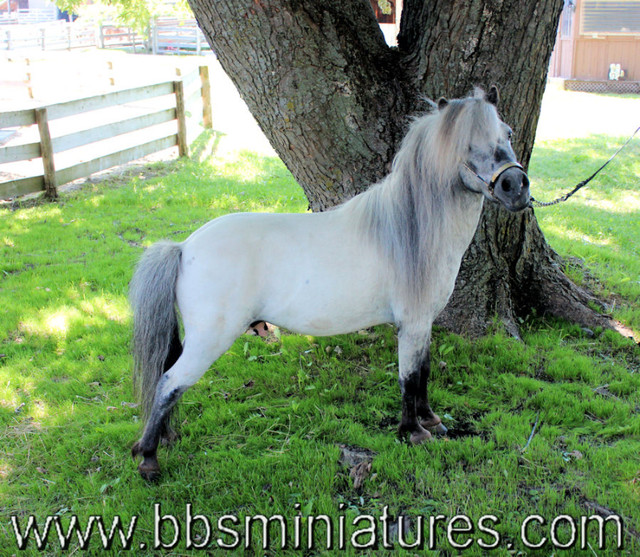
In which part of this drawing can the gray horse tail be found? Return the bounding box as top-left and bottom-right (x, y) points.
(130, 241), (183, 419)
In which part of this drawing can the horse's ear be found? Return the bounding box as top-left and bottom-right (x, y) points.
(486, 86), (499, 107)
(437, 97), (449, 110)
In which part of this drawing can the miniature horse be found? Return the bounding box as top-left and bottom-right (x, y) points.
(130, 87), (530, 480)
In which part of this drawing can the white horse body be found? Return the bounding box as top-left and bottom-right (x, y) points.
(177, 184), (483, 342)
(179, 210), (392, 339)
(130, 87), (531, 480)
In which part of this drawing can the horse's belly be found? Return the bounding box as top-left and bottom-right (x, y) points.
(266, 299), (393, 336)
(258, 252), (393, 335)
(268, 289), (393, 336)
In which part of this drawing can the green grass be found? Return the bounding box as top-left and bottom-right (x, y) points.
(530, 134), (640, 329)
(1, 138), (639, 555)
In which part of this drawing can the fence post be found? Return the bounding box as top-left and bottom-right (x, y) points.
(174, 80), (189, 157)
(25, 71), (34, 99)
(40, 27), (45, 51)
(35, 107), (58, 199)
(151, 17), (157, 55)
(25, 58), (34, 99)
(199, 65), (212, 129)
(107, 60), (115, 86)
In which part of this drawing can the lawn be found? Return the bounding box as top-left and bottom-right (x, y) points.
(1, 130), (639, 555)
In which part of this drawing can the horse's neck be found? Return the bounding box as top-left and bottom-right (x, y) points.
(440, 188), (485, 258)
(413, 181), (485, 303)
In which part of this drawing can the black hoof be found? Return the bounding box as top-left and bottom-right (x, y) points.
(410, 426), (432, 445)
(421, 420), (448, 436)
(138, 462), (162, 483)
(132, 442), (161, 482)
(430, 422), (448, 436)
(398, 424), (432, 445)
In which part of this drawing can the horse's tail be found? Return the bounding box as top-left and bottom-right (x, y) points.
(130, 240), (183, 419)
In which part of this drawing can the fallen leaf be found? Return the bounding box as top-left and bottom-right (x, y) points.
(338, 445), (376, 468)
(350, 461), (372, 490)
(568, 450), (584, 460)
(593, 384), (619, 400)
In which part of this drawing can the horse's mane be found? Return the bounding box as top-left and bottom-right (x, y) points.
(343, 88), (501, 304)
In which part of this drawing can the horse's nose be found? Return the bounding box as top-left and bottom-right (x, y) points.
(494, 167), (530, 211)
(496, 169), (528, 193)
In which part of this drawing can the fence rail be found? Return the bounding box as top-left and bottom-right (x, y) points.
(98, 24), (146, 52)
(151, 17), (211, 55)
(0, 18), (212, 54)
(0, 8), (57, 25)
(0, 65), (212, 200)
(0, 21), (96, 51)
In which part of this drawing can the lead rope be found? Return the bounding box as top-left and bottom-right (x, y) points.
(530, 125), (640, 208)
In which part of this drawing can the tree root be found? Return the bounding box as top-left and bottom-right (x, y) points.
(436, 204), (633, 340)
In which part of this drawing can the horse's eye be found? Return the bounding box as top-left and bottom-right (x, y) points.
(507, 130), (514, 141)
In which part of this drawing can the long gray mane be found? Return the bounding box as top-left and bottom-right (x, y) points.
(344, 88), (501, 304)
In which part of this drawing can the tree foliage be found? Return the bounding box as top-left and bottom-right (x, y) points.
(56, 0), (193, 33)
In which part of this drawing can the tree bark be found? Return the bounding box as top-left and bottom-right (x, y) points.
(397, 0), (615, 336)
(188, 0), (617, 337)
(189, 0), (411, 209)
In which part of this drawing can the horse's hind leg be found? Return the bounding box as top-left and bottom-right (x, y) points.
(416, 347), (447, 436)
(132, 332), (237, 482)
(132, 369), (185, 482)
(158, 324), (183, 446)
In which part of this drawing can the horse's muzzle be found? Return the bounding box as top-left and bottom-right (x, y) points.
(492, 166), (530, 212)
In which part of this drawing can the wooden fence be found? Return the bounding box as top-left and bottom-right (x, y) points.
(0, 8), (57, 25)
(98, 24), (146, 52)
(0, 65), (212, 200)
(151, 17), (211, 55)
(0, 21), (96, 51)
(0, 17), (212, 55)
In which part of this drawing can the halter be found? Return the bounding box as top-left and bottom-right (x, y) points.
(463, 161), (525, 197)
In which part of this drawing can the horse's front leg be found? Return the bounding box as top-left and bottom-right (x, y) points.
(416, 347), (448, 436)
(397, 329), (431, 445)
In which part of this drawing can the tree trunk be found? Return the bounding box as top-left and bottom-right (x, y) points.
(397, 0), (615, 336)
(189, 0), (410, 209)
(188, 0), (617, 336)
